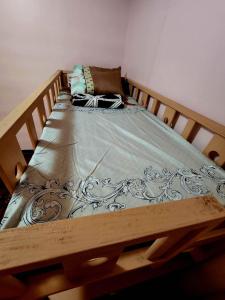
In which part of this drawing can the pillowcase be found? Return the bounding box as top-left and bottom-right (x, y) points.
(70, 64), (86, 95)
(83, 66), (124, 96)
(71, 94), (124, 109)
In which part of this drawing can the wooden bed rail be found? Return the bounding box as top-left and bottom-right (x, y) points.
(128, 79), (225, 169)
(0, 70), (62, 193)
(0, 196), (225, 299)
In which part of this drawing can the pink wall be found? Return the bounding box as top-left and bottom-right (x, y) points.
(123, 0), (225, 126)
(0, 0), (129, 120)
(1, 0), (224, 149)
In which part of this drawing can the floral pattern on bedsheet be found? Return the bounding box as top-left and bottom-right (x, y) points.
(1, 165), (224, 227)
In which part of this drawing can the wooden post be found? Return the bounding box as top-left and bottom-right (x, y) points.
(26, 115), (38, 149)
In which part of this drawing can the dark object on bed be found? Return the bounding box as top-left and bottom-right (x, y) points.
(71, 93), (124, 109)
(89, 66), (124, 96)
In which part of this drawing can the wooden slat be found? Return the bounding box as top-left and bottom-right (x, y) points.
(133, 88), (140, 101)
(0, 70), (61, 141)
(127, 78), (225, 138)
(15, 247), (190, 300)
(26, 115), (38, 149)
(37, 98), (47, 128)
(194, 227), (225, 246)
(51, 84), (57, 103)
(45, 92), (52, 114)
(48, 89), (54, 108)
(145, 222), (218, 265)
(129, 84), (134, 97)
(181, 119), (201, 142)
(163, 106), (179, 128)
(56, 80), (60, 95)
(0, 196), (224, 275)
(58, 74), (62, 90)
(150, 98), (160, 115)
(0, 135), (27, 193)
(140, 93), (150, 108)
(203, 134), (225, 167)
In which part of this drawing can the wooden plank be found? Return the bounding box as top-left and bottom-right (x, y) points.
(133, 88), (140, 101)
(56, 79), (60, 95)
(150, 98), (160, 115)
(0, 135), (27, 193)
(203, 134), (225, 167)
(163, 107), (179, 128)
(127, 78), (225, 138)
(48, 89), (54, 108)
(45, 92), (52, 114)
(26, 115), (38, 149)
(181, 119), (201, 142)
(51, 84), (57, 103)
(0, 70), (61, 141)
(18, 247), (191, 300)
(37, 98), (47, 128)
(145, 222), (219, 266)
(0, 196), (224, 275)
(129, 84), (134, 97)
(140, 93), (150, 108)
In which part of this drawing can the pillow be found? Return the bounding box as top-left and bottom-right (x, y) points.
(83, 66), (124, 96)
(71, 94), (124, 109)
(70, 64), (86, 95)
(91, 66), (124, 96)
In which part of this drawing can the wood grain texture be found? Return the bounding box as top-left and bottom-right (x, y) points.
(181, 119), (201, 142)
(150, 98), (160, 115)
(0, 135), (27, 193)
(203, 134), (225, 167)
(0, 196), (224, 275)
(0, 70), (61, 140)
(26, 115), (38, 149)
(163, 106), (179, 128)
(0, 71), (61, 193)
(128, 78), (225, 138)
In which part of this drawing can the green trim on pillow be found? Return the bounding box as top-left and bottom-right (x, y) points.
(70, 65), (86, 95)
(84, 66), (94, 95)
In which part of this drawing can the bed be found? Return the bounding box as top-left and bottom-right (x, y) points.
(0, 70), (225, 299)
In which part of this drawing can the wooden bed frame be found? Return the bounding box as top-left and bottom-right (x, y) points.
(0, 70), (225, 299)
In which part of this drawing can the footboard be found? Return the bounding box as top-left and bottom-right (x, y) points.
(0, 196), (225, 299)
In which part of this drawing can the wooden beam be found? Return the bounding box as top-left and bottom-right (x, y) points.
(0, 196), (224, 276)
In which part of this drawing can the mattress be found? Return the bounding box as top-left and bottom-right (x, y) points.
(1, 99), (225, 229)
